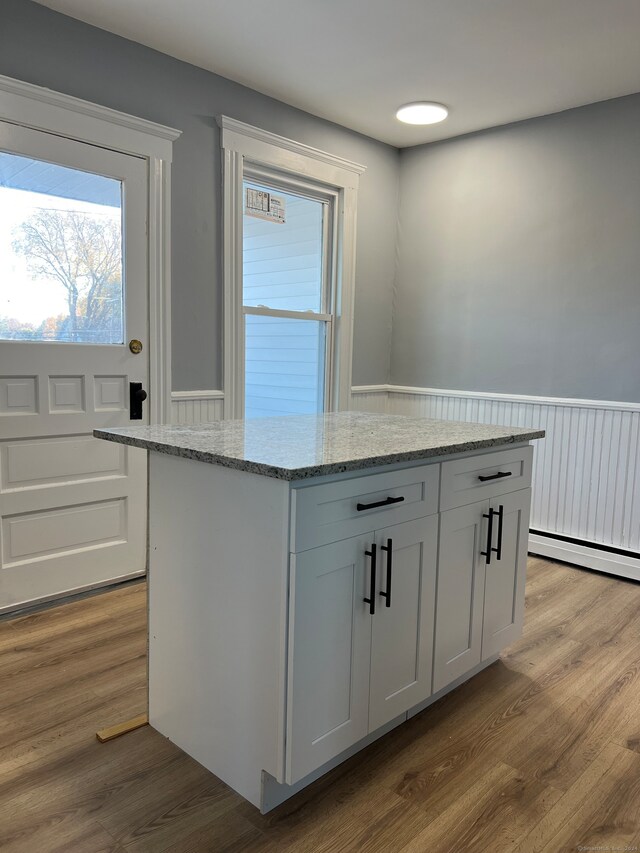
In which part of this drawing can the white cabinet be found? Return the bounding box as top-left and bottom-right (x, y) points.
(369, 516), (437, 731)
(482, 488), (531, 659)
(146, 440), (537, 812)
(433, 499), (487, 690)
(287, 514), (438, 784)
(433, 488), (531, 692)
(286, 534), (372, 784)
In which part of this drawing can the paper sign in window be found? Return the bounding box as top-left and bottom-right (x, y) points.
(245, 187), (286, 224)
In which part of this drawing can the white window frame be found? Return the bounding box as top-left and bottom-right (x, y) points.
(0, 74), (181, 424)
(219, 116), (365, 419)
(243, 166), (337, 413)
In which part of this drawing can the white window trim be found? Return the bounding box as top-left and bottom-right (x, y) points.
(0, 73), (181, 424)
(218, 115), (365, 420)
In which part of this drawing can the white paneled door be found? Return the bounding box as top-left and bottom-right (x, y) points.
(0, 121), (148, 612)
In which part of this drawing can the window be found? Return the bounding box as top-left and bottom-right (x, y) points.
(242, 175), (334, 418)
(220, 117), (365, 420)
(0, 151), (124, 344)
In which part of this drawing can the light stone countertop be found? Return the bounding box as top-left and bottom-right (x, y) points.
(94, 411), (545, 481)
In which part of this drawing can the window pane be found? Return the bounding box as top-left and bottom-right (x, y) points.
(0, 151), (124, 344)
(243, 181), (324, 313)
(244, 314), (326, 418)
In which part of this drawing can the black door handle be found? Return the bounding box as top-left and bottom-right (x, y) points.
(363, 544), (377, 615)
(481, 508), (494, 565)
(478, 470), (512, 482)
(129, 382), (148, 420)
(379, 538), (392, 608)
(356, 495), (405, 512)
(495, 505), (504, 560)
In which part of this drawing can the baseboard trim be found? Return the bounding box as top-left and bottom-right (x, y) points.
(529, 532), (640, 582)
(0, 571), (146, 618)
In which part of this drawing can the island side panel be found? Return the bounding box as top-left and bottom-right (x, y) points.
(147, 452), (291, 808)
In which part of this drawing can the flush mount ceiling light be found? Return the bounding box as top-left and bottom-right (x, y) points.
(396, 102), (449, 125)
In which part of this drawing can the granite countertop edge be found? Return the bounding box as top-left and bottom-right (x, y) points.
(93, 427), (545, 481)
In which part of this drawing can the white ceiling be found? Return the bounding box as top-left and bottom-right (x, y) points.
(35, 0), (640, 148)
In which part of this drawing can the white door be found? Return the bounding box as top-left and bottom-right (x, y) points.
(433, 500), (489, 692)
(0, 121), (148, 612)
(369, 515), (438, 731)
(286, 534), (372, 785)
(482, 489), (531, 658)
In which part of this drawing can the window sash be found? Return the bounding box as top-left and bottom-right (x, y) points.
(241, 170), (336, 413)
(243, 305), (332, 323)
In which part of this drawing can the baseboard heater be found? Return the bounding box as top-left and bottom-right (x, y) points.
(528, 529), (640, 583)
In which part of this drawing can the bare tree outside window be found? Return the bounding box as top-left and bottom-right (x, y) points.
(0, 152), (124, 345)
(8, 208), (123, 343)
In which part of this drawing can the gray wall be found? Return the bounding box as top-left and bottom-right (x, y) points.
(391, 95), (640, 403)
(0, 0), (399, 391)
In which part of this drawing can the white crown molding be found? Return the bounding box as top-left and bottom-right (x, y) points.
(0, 74), (181, 161)
(171, 390), (225, 400)
(218, 115), (366, 179)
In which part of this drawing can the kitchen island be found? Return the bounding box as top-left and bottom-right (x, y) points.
(95, 412), (544, 812)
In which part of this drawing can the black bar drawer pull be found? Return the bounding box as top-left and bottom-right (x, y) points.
(380, 538), (392, 608)
(363, 544), (377, 615)
(356, 495), (405, 512)
(478, 470), (512, 482)
(495, 504), (504, 560)
(481, 508), (494, 564)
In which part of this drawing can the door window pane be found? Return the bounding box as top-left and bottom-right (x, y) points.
(243, 181), (324, 313)
(244, 314), (326, 419)
(0, 151), (124, 344)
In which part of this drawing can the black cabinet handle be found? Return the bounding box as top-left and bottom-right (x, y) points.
(478, 471), (512, 482)
(379, 538), (392, 608)
(481, 508), (494, 564)
(356, 495), (405, 512)
(363, 544), (377, 615)
(495, 504), (504, 560)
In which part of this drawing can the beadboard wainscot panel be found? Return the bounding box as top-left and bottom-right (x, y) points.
(352, 385), (640, 580)
(350, 385), (390, 414)
(171, 391), (225, 424)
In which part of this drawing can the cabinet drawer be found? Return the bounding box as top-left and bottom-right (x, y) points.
(440, 445), (533, 511)
(291, 464), (439, 552)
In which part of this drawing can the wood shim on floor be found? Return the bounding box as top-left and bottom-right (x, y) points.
(96, 713), (148, 743)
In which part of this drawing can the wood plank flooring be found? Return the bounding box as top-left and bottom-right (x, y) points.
(1, 557), (640, 852)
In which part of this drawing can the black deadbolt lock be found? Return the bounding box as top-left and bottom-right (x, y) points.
(129, 382), (148, 420)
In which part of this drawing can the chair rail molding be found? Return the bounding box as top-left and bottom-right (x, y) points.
(351, 384), (640, 579)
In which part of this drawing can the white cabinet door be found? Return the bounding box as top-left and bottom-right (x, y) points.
(482, 488), (531, 659)
(433, 500), (488, 692)
(286, 534), (373, 785)
(369, 515), (438, 731)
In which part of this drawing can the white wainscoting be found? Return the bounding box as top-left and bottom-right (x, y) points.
(171, 390), (225, 424)
(170, 385), (640, 578)
(349, 386), (389, 414)
(352, 385), (640, 580)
